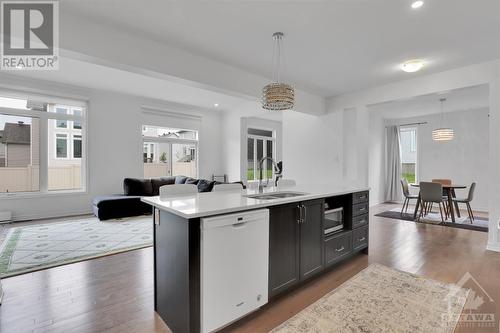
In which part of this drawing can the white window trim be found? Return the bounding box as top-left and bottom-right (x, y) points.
(142, 125), (199, 178)
(0, 99), (88, 197)
(247, 132), (276, 182)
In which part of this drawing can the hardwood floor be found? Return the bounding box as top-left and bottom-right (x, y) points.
(1, 204), (499, 333)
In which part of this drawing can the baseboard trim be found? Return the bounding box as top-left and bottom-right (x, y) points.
(6, 209), (93, 223)
(486, 242), (500, 253)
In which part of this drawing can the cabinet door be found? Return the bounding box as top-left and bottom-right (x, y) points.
(300, 200), (324, 280)
(269, 203), (300, 298)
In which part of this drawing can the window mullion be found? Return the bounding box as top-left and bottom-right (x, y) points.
(39, 115), (49, 192)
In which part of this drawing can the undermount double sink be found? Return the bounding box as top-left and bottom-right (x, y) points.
(245, 191), (308, 200)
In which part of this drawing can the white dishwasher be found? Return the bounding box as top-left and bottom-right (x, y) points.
(200, 209), (269, 333)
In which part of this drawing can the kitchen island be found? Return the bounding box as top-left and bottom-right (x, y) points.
(142, 185), (370, 333)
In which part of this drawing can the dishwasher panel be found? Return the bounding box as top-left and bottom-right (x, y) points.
(200, 209), (269, 333)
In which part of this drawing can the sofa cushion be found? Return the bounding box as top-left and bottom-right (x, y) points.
(151, 176), (176, 195)
(175, 176), (188, 184)
(92, 195), (151, 220)
(185, 177), (199, 185)
(197, 179), (215, 192)
(123, 178), (153, 196)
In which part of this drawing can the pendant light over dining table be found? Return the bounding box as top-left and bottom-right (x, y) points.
(432, 98), (454, 142)
(261, 32), (295, 111)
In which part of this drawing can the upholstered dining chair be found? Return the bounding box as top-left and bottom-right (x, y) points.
(419, 182), (447, 223)
(452, 182), (476, 223)
(212, 183), (244, 192)
(400, 178), (419, 214)
(431, 178), (452, 216)
(159, 184), (198, 199)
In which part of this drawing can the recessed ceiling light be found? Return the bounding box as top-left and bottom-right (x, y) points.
(401, 59), (425, 73)
(213, 103), (219, 107)
(411, 1), (424, 9)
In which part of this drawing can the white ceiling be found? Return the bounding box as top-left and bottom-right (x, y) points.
(368, 84), (489, 119)
(60, 0), (500, 97)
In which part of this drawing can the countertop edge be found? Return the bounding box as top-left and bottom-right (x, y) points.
(141, 187), (370, 219)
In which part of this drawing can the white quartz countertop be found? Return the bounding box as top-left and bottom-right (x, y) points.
(141, 184), (369, 219)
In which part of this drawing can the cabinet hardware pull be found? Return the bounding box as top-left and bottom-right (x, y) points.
(297, 205), (302, 224)
(358, 237), (366, 241)
(302, 204), (307, 223)
(359, 207), (366, 211)
(335, 246), (345, 252)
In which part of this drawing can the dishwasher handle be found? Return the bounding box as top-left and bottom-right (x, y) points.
(232, 222), (247, 229)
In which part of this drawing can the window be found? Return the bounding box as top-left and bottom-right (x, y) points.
(73, 109), (82, 129)
(0, 93), (86, 194)
(56, 108), (67, 128)
(73, 135), (82, 158)
(56, 134), (68, 158)
(142, 125), (198, 178)
(247, 127), (275, 181)
(400, 126), (418, 183)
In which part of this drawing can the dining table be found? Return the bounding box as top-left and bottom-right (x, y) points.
(411, 183), (467, 223)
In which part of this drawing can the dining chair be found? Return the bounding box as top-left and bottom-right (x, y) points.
(212, 183), (244, 192)
(400, 179), (419, 214)
(277, 179), (296, 188)
(452, 182), (476, 223)
(419, 182), (447, 223)
(159, 184), (198, 199)
(431, 178), (452, 216)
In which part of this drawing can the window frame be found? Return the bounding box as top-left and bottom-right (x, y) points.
(0, 93), (87, 197)
(246, 127), (276, 182)
(55, 133), (69, 159)
(142, 125), (199, 178)
(399, 125), (418, 184)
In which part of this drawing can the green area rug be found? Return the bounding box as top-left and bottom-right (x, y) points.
(0, 216), (153, 278)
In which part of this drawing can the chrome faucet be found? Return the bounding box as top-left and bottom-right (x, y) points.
(258, 157), (282, 190)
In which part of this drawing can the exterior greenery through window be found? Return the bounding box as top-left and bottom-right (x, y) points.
(247, 128), (275, 181)
(400, 126), (417, 184)
(0, 94), (86, 194)
(142, 125), (198, 179)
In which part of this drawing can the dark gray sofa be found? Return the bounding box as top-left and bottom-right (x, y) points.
(92, 176), (239, 220)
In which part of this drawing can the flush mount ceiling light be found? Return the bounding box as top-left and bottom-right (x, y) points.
(401, 59), (425, 73)
(213, 103), (219, 107)
(411, 1), (424, 9)
(261, 32), (295, 111)
(432, 98), (454, 142)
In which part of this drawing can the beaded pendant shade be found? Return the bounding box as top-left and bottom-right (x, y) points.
(432, 98), (454, 142)
(262, 32), (295, 111)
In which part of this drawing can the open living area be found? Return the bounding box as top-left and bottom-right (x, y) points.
(0, 1), (500, 332)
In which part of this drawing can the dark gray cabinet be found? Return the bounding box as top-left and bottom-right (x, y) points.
(269, 199), (324, 298)
(299, 200), (324, 279)
(268, 203), (301, 297)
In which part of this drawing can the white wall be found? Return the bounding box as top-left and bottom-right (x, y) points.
(368, 112), (386, 206)
(282, 110), (343, 186)
(0, 75), (224, 221)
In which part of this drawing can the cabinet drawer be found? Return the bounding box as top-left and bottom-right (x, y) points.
(324, 232), (352, 266)
(352, 202), (369, 217)
(353, 191), (369, 204)
(352, 225), (369, 250)
(352, 214), (369, 229)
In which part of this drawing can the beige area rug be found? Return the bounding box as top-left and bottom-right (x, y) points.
(0, 216), (152, 278)
(271, 264), (469, 333)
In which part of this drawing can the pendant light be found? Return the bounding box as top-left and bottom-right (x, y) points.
(432, 98), (454, 141)
(261, 32), (295, 111)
